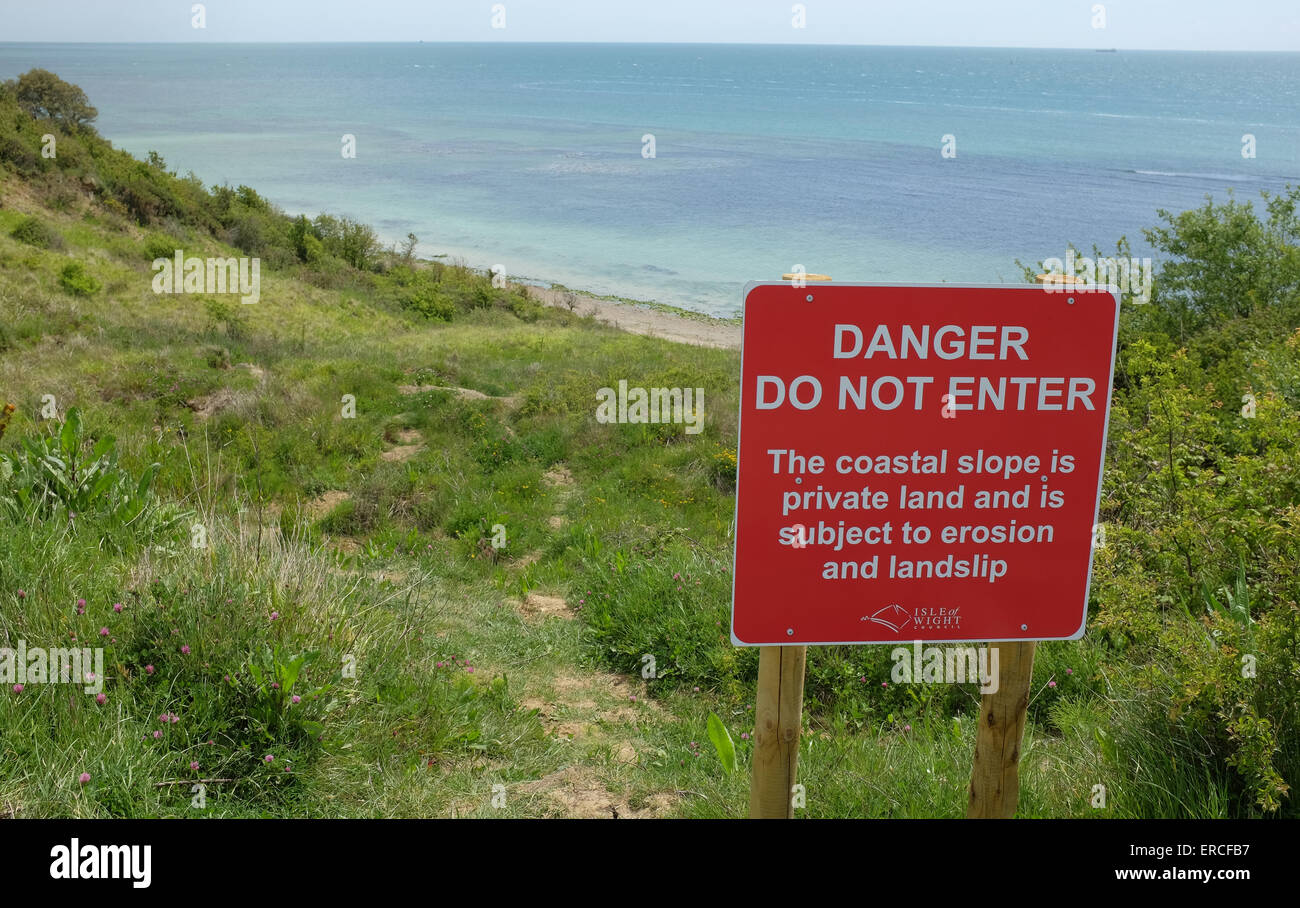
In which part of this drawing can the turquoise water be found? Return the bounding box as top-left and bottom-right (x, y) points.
(2, 43), (1297, 315)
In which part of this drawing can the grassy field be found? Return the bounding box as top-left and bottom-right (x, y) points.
(1, 73), (1298, 818)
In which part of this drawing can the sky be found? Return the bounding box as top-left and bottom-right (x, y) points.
(0, 0), (1298, 51)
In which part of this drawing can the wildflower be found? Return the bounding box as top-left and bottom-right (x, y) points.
(629, 695), (636, 702)
(190, 762), (200, 771)
(271, 682), (280, 689)
(466, 667), (474, 673)
(78, 772), (91, 785)
(180, 645), (190, 654)
(882, 681), (888, 688)
(904, 724), (912, 732)
(145, 665), (155, 675)
(740, 732), (749, 740)
(436, 661), (444, 668)
(860, 676), (866, 682)
(1066, 668), (1073, 675)
(113, 603), (123, 613)
(264, 754), (274, 763)
(153, 730), (162, 739)
(99, 627), (109, 637)
(270, 612), (279, 621)
(692, 686), (699, 692)
(12, 684), (23, 693)
(77, 599), (86, 614)
(1048, 680), (1057, 688)
(170, 714), (179, 723)
(95, 693), (107, 705)
(16, 590), (25, 599)
(291, 695), (301, 704)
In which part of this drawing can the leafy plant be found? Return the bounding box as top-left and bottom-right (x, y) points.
(58, 261), (100, 296)
(10, 214), (62, 249)
(243, 644), (335, 739)
(0, 408), (178, 538)
(706, 712), (737, 774)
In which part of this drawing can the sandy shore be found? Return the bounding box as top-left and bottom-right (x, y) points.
(525, 284), (741, 350)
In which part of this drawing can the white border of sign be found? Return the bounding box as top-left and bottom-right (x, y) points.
(729, 281), (1122, 647)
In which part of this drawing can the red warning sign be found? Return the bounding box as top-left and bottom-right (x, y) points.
(730, 283), (1120, 645)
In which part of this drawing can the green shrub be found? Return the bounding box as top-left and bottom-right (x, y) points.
(58, 261), (100, 295)
(401, 282), (457, 321)
(10, 214), (62, 248)
(143, 233), (178, 261)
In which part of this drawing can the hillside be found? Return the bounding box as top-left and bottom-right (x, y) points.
(1, 71), (1298, 818)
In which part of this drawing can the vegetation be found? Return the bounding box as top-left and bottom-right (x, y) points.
(1, 72), (1297, 817)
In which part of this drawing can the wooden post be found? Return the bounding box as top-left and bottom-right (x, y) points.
(967, 641), (1036, 818)
(748, 645), (807, 818)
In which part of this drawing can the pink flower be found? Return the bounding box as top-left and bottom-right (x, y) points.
(180, 645), (190, 654)
(99, 627), (109, 637)
(12, 684), (23, 693)
(170, 714), (179, 723)
(692, 686), (699, 692)
(291, 695), (301, 704)
(740, 732), (749, 740)
(264, 754), (274, 763)
(904, 724), (912, 732)
(270, 612), (279, 621)
(78, 772), (91, 785)
(77, 598), (86, 613)
(436, 661), (444, 668)
(145, 665), (154, 675)
(153, 730), (162, 739)
(271, 682), (280, 689)
(1066, 668), (1073, 675)
(882, 681), (888, 687)
(113, 603), (123, 613)
(629, 695), (636, 702)
(16, 590), (25, 599)
(190, 761), (200, 771)
(95, 693), (107, 705)
(466, 667), (474, 673)
(1048, 680), (1057, 688)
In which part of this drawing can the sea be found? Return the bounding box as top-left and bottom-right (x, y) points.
(1, 43), (1297, 316)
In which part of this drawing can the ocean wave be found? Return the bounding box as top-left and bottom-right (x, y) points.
(1130, 169), (1248, 180)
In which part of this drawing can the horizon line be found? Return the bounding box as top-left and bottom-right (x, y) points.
(1, 40), (1297, 53)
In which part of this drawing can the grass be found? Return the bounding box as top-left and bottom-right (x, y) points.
(2, 86), (1299, 817)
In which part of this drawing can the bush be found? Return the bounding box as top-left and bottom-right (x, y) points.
(58, 261), (100, 296)
(10, 214), (62, 249)
(401, 281), (457, 321)
(143, 233), (178, 261)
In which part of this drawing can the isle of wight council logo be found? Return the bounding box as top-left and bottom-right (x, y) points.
(861, 604), (912, 633)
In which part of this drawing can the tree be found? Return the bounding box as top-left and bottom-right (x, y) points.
(7, 69), (98, 131)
